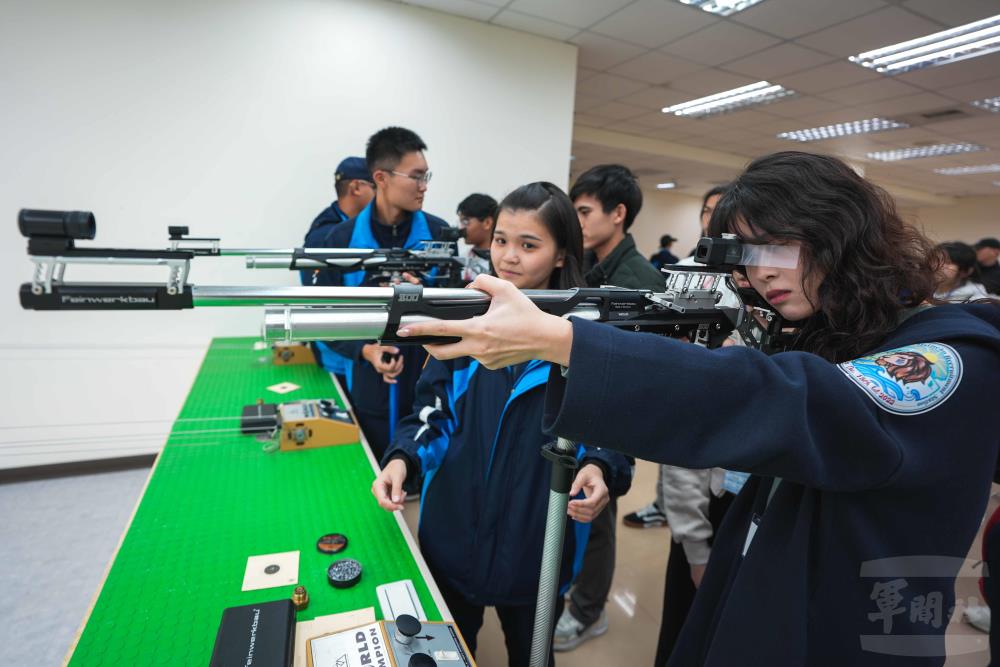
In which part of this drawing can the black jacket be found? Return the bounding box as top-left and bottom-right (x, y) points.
(544, 304), (1000, 666)
(585, 234), (666, 291)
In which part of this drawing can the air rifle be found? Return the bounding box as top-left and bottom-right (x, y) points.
(18, 208), (788, 353)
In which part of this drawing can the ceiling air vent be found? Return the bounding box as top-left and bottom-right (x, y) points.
(920, 108), (967, 121)
(896, 106), (977, 127)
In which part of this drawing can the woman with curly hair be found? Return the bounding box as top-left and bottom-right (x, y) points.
(396, 152), (1000, 666)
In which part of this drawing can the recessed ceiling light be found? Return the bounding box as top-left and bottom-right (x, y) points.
(657, 182), (677, 190)
(867, 143), (987, 162)
(934, 164), (1000, 175)
(662, 81), (796, 118)
(777, 118), (909, 142)
(849, 14), (1000, 74)
(971, 96), (1000, 113)
(674, 0), (766, 17)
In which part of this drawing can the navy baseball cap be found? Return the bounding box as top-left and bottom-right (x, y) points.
(335, 157), (371, 183)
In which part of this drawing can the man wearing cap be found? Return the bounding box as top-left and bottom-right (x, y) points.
(304, 157), (375, 248)
(976, 237), (1000, 295)
(650, 234), (680, 269)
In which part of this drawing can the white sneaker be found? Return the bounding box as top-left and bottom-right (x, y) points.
(552, 609), (608, 652)
(964, 605), (991, 633)
(623, 502), (668, 528)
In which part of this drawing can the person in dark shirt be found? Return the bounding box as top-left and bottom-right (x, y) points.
(315, 127), (450, 459)
(552, 164), (663, 652)
(975, 237), (1000, 295)
(457, 193), (497, 281)
(650, 235), (679, 269)
(303, 156), (374, 249)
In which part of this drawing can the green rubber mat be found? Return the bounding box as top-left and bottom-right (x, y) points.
(68, 338), (439, 666)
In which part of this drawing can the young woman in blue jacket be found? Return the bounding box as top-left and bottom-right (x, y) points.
(396, 152), (1000, 666)
(371, 182), (632, 666)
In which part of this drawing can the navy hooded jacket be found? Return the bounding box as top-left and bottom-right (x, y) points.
(543, 304), (1000, 666)
(385, 356), (633, 607)
(310, 200), (450, 442)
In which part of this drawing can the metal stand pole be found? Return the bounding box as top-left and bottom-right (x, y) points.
(529, 437), (579, 667)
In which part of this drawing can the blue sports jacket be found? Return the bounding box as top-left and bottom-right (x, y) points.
(543, 304), (1000, 666)
(385, 356), (633, 607)
(314, 201), (449, 434)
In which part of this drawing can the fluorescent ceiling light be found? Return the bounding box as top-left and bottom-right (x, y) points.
(674, 0), (766, 17)
(867, 143), (987, 162)
(849, 14), (1000, 74)
(662, 81), (796, 118)
(657, 182), (677, 190)
(777, 118), (909, 142)
(971, 95), (1000, 113)
(934, 164), (1000, 175)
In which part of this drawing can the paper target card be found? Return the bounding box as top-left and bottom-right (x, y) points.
(267, 381), (300, 395)
(242, 550), (299, 591)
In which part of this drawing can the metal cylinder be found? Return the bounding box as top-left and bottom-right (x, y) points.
(245, 256), (317, 269)
(192, 285), (482, 307)
(262, 308), (444, 342)
(529, 437), (578, 667)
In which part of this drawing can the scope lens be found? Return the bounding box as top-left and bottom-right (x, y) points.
(18, 209), (96, 240)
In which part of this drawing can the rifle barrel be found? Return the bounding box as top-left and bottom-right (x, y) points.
(190, 286), (484, 307)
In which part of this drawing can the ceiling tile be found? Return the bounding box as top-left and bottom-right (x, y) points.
(574, 92), (610, 112)
(688, 110), (786, 130)
(607, 51), (705, 85)
(587, 100), (651, 121)
(894, 52), (1000, 91)
(644, 127), (700, 142)
(666, 68), (758, 97)
(761, 95), (839, 118)
(506, 0), (632, 28)
(627, 110), (706, 132)
(938, 77), (1000, 104)
(401, 0), (499, 21)
(660, 22), (781, 67)
(930, 115), (1000, 136)
(818, 78), (924, 105)
(796, 6), (942, 58)
(733, 0), (887, 39)
(863, 126), (958, 147)
(775, 60), (883, 95)
(606, 120), (670, 138)
(490, 10), (581, 40)
(575, 73), (649, 100)
(570, 31), (648, 70)
(901, 0), (1000, 27)
(577, 67), (601, 82)
(848, 92), (961, 117)
(747, 117), (805, 135)
(590, 0), (717, 49)
(720, 42), (834, 79)
(617, 86), (697, 111)
(574, 112), (612, 128)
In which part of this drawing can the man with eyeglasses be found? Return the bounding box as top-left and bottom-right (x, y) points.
(317, 126), (450, 460)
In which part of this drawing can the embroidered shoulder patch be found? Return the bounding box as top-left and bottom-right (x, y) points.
(837, 342), (962, 415)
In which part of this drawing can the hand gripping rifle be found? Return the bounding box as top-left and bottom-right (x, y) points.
(18, 208), (789, 666)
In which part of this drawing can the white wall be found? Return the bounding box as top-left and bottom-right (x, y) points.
(904, 196), (1000, 245)
(0, 0), (577, 469)
(630, 188), (705, 259)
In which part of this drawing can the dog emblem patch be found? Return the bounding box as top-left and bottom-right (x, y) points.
(838, 343), (962, 415)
